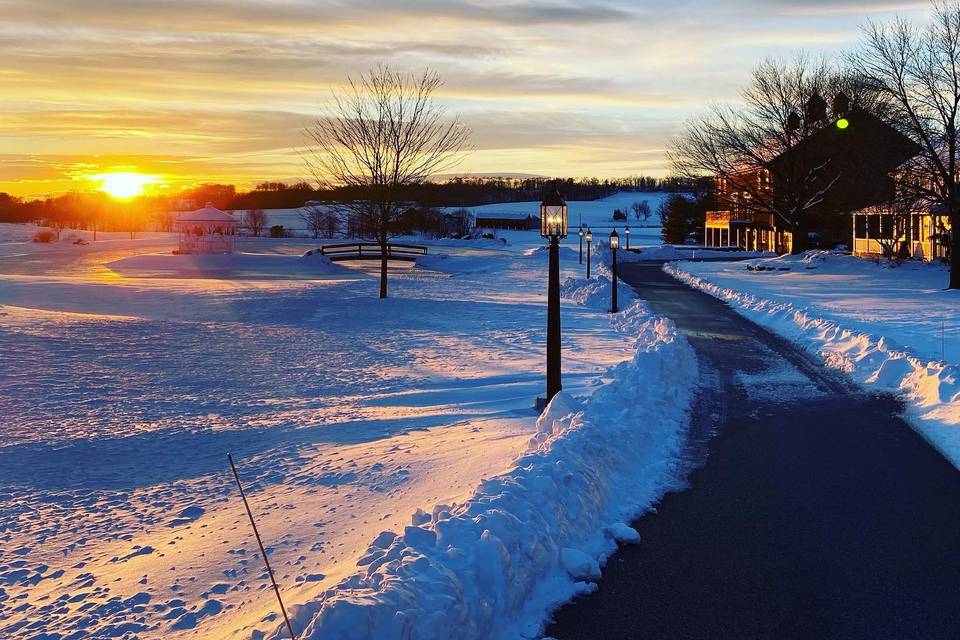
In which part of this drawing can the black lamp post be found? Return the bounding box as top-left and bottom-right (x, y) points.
(540, 187), (568, 405)
(578, 225), (584, 264)
(585, 227), (593, 279)
(609, 229), (619, 313)
(624, 225), (630, 251)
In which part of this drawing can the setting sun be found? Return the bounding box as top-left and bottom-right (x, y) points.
(94, 172), (154, 199)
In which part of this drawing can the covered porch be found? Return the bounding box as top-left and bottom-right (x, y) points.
(851, 206), (951, 261)
(705, 210), (792, 254)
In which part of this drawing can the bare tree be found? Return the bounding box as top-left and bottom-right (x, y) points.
(670, 56), (857, 253)
(299, 204), (336, 239)
(853, 2), (960, 285)
(869, 183), (917, 259)
(632, 200), (652, 222)
(244, 208), (267, 237)
(154, 210), (174, 233)
(304, 65), (471, 298)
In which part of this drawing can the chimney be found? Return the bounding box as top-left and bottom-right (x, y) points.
(832, 91), (851, 117)
(787, 110), (802, 132)
(804, 93), (827, 122)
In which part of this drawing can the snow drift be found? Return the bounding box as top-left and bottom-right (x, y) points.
(560, 274), (636, 312)
(666, 259), (960, 469)
(268, 290), (698, 640)
(415, 253), (505, 275)
(106, 251), (344, 277)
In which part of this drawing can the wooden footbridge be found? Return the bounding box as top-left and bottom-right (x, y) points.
(315, 242), (428, 262)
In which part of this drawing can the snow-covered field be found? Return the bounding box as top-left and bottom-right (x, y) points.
(667, 252), (960, 468)
(465, 191), (671, 233)
(0, 212), (697, 640)
(241, 191), (671, 237)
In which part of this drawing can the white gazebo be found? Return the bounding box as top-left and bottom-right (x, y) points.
(174, 203), (239, 254)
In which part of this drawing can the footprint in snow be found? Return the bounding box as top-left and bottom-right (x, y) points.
(115, 546), (155, 562)
(168, 505), (205, 527)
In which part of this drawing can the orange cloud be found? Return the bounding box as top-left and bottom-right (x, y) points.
(0, 0), (928, 197)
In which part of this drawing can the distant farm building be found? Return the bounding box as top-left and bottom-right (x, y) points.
(475, 212), (539, 231)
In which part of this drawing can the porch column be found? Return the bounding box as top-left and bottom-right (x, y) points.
(865, 213), (870, 255)
(852, 214), (856, 254)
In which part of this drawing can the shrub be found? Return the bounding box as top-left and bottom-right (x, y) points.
(660, 193), (712, 244)
(32, 230), (57, 243)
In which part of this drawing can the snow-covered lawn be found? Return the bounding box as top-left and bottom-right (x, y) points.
(246, 191), (671, 237)
(464, 191), (672, 233)
(667, 252), (960, 468)
(0, 221), (697, 639)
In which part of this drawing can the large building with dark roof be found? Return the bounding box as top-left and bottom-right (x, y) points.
(705, 93), (920, 253)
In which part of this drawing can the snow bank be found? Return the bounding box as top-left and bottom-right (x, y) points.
(269, 289), (698, 640)
(560, 274), (636, 312)
(415, 253), (505, 275)
(666, 260), (960, 468)
(634, 245), (774, 261)
(590, 241), (643, 266)
(298, 251), (335, 267)
(522, 245), (581, 261)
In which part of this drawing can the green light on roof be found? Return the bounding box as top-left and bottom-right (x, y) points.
(836, 118), (850, 130)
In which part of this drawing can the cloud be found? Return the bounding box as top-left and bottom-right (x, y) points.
(0, 0), (930, 196)
(1, 0), (636, 32)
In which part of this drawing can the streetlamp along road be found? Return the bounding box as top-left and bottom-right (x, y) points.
(578, 225), (584, 264)
(540, 186), (568, 407)
(609, 228), (619, 313)
(585, 227), (593, 279)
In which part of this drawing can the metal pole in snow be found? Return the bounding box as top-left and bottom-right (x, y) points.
(546, 235), (563, 402)
(227, 453), (297, 640)
(586, 240), (591, 279)
(611, 243), (618, 313)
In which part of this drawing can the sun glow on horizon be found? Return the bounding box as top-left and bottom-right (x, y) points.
(93, 172), (155, 199)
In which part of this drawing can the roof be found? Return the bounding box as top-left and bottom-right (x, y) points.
(175, 204), (238, 223)
(896, 139), (955, 173)
(541, 187), (566, 207)
(853, 201), (949, 216)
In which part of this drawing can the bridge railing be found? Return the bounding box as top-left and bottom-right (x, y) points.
(319, 242), (428, 261)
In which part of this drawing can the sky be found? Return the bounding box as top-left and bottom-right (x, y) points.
(0, 0), (932, 198)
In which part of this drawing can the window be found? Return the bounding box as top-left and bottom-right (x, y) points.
(855, 215), (866, 237)
(879, 215), (893, 239)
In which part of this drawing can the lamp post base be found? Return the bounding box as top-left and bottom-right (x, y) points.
(535, 396), (549, 413)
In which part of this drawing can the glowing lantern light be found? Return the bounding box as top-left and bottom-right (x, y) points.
(540, 188), (569, 239)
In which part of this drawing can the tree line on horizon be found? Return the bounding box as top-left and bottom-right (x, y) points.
(0, 174), (701, 230)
